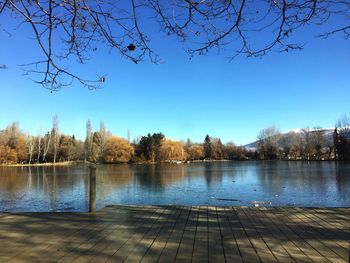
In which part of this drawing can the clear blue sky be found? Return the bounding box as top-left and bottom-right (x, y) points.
(0, 11), (349, 145)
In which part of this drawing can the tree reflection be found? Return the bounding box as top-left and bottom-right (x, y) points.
(0, 162), (349, 211)
(335, 162), (350, 203)
(203, 162), (224, 187)
(97, 164), (135, 199)
(252, 161), (350, 206)
(134, 164), (185, 191)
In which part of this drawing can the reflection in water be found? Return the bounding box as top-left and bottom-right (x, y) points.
(203, 162), (224, 187)
(97, 164), (135, 201)
(0, 165), (88, 212)
(335, 162), (350, 202)
(0, 161), (349, 211)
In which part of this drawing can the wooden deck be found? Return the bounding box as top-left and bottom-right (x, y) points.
(0, 206), (349, 262)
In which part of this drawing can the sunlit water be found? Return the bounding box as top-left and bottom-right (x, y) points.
(0, 161), (349, 212)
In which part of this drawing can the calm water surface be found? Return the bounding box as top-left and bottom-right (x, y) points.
(0, 161), (349, 211)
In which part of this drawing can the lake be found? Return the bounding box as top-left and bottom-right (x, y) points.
(0, 161), (349, 212)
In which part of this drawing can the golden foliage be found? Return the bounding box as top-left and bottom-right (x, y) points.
(0, 145), (17, 164)
(186, 144), (205, 161)
(159, 140), (186, 161)
(16, 136), (28, 162)
(103, 136), (134, 163)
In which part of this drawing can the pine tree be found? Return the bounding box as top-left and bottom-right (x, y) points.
(204, 135), (212, 159)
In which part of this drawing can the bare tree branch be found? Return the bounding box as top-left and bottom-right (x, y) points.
(318, 25), (350, 39)
(0, 0), (348, 91)
(0, 0), (8, 15)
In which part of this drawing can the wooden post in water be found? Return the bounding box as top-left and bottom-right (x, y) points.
(89, 165), (97, 213)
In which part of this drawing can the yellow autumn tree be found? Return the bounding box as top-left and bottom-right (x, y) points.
(159, 139), (186, 161)
(103, 136), (134, 163)
(186, 144), (205, 161)
(0, 145), (17, 164)
(16, 136), (28, 163)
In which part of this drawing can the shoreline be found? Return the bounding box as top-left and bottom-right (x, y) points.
(1, 159), (344, 167)
(1, 161), (81, 167)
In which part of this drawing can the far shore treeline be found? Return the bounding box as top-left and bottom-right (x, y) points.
(0, 115), (349, 165)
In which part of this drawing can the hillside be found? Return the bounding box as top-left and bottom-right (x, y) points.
(244, 128), (335, 151)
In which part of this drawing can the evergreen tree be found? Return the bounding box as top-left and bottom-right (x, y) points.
(138, 133), (165, 162)
(334, 115), (350, 161)
(204, 135), (212, 159)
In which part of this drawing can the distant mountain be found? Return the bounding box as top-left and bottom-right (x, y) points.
(244, 141), (257, 150)
(244, 128), (335, 151)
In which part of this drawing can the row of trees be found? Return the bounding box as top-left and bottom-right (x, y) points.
(0, 117), (252, 164)
(132, 133), (254, 163)
(1, 115), (349, 164)
(84, 128), (253, 164)
(257, 126), (332, 160)
(0, 117), (85, 165)
(256, 115), (350, 161)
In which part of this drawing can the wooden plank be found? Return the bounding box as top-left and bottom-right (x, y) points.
(235, 207), (279, 263)
(274, 207), (339, 263)
(258, 208), (325, 263)
(225, 207), (261, 263)
(174, 206), (198, 262)
(191, 206), (209, 263)
(105, 207), (166, 262)
(0, 206), (348, 263)
(300, 209), (350, 250)
(207, 206), (226, 263)
(286, 208), (348, 262)
(157, 207), (191, 263)
(72, 208), (153, 262)
(246, 207), (297, 263)
(53, 208), (139, 262)
(256, 207), (313, 263)
(215, 206), (243, 263)
(306, 211), (350, 254)
(91, 206), (163, 262)
(312, 208), (350, 227)
(3, 213), (102, 262)
(72, 206), (154, 263)
(310, 208), (350, 230)
(52, 210), (134, 262)
(128, 206), (182, 262)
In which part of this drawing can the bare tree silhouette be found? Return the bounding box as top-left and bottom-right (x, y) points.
(0, 0), (349, 91)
